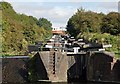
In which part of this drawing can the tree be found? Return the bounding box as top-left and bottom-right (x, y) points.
(2, 2), (52, 55)
(67, 8), (104, 37)
(37, 18), (52, 30)
(101, 12), (120, 35)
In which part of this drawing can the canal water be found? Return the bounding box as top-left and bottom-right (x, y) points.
(27, 81), (120, 84)
(27, 82), (109, 84)
(2, 82), (118, 84)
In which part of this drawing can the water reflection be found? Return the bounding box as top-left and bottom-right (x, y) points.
(27, 82), (106, 84)
(2, 81), (118, 84)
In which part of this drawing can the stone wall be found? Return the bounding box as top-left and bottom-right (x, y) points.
(2, 56), (29, 83)
(87, 51), (120, 83)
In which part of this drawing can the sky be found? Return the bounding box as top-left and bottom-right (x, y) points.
(2, 0), (120, 28)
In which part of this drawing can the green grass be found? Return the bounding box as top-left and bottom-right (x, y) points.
(115, 53), (120, 58)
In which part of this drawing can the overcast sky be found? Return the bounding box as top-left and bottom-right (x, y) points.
(3, 0), (120, 28)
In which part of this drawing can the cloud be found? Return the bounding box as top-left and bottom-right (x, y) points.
(96, 2), (118, 13)
(34, 6), (77, 27)
(99, 2), (118, 10)
(8, 2), (77, 28)
(69, 0), (120, 2)
(3, 1), (119, 28)
(4, 0), (120, 2)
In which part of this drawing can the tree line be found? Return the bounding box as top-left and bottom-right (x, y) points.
(67, 8), (120, 58)
(67, 8), (120, 37)
(1, 2), (52, 55)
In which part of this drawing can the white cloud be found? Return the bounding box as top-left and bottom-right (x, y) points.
(4, 0), (120, 2)
(48, 7), (76, 19)
(96, 2), (118, 14)
(99, 2), (118, 10)
(34, 6), (77, 27)
(69, 0), (120, 2)
(3, 1), (119, 28)
(8, 2), (77, 28)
